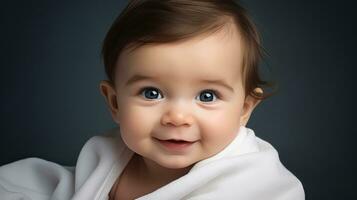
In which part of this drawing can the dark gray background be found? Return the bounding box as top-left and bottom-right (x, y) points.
(1, 0), (356, 199)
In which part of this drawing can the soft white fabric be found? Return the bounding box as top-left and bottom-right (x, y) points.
(0, 126), (305, 200)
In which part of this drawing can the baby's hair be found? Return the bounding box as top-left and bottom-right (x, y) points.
(101, 0), (277, 100)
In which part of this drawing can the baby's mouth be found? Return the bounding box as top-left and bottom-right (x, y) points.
(165, 139), (191, 144)
(157, 138), (196, 143)
(155, 138), (196, 151)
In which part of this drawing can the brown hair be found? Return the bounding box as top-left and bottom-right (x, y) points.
(101, 0), (278, 100)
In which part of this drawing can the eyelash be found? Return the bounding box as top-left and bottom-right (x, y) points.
(137, 86), (222, 102)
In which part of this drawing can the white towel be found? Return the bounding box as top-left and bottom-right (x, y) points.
(0, 126), (305, 200)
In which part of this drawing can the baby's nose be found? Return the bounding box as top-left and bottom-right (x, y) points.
(161, 101), (195, 127)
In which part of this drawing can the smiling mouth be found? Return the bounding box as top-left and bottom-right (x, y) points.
(155, 138), (196, 151)
(156, 138), (196, 143)
(166, 139), (192, 144)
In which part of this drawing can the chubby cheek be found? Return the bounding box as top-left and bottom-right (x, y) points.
(200, 106), (242, 157)
(117, 102), (157, 152)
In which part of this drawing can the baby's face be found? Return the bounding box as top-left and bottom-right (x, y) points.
(103, 25), (259, 169)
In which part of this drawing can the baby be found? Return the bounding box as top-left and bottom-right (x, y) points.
(99, 0), (305, 199)
(0, 0), (305, 200)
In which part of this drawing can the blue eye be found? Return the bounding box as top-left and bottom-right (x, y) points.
(139, 87), (163, 100)
(196, 89), (219, 102)
(138, 87), (221, 102)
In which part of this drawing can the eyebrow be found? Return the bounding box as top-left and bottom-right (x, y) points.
(125, 74), (234, 92)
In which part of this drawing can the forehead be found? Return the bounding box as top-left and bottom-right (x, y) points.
(116, 24), (244, 86)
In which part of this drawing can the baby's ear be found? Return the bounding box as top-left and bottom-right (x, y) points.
(99, 80), (120, 124)
(240, 88), (263, 126)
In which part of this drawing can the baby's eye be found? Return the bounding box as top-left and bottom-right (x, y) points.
(139, 87), (163, 100)
(138, 87), (221, 103)
(195, 89), (220, 103)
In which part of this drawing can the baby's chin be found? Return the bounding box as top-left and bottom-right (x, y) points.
(147, 153), (198, 170)
(158, 159), (196, 170)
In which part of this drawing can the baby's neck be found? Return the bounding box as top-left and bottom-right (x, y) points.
(109, 153), (194, 200)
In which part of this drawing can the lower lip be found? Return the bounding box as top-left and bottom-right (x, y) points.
(156, 139), (195, 152)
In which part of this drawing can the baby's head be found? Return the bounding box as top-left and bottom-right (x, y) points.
(99, 0), (275, 170)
